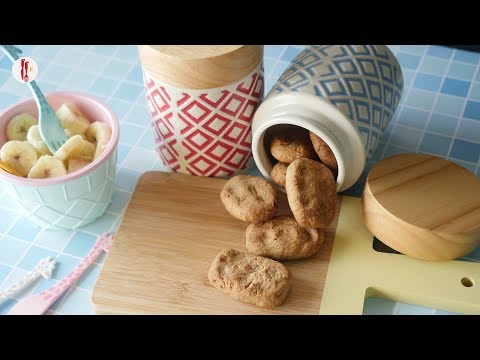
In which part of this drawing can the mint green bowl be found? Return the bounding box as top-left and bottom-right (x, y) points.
(0, 92), (119, 231)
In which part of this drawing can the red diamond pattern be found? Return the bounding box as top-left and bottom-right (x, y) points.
(154, 116), (174, 139)
(240, 152), (253, 169)
(223, 122), (248, 143)
(252, 74), (264, 98)
(143, 65), (264, 177)
(237, 73), (257, 94)
(200, 90), (229, 107)
(185, 129), (214, 151)
(205, 141), (234, 162)
(178, 113), (194, 135)
(203, 114), (232, 136)
(162, 112), (174, 130)
(188, 156), (216, 175)
(182, 100), (212, 124)
(239, 99), (258, 122)
(181, 140), (197, 161)
(144, 73), (155, 90)
(225, 148), (250, 168)
(211, 166), (235, 177)
(167, 138), (179, 156)
(220, 93), (246, 117)
(160, 86), (171, 102)
(177, 93), (191, 107)
(146, 94), (159, 118)
(151, 88), (170, 113)
(240, 127), (252, 148)
(159, 143), (177, 165)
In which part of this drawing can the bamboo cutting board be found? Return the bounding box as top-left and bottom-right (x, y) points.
(93, 171), (480, 314)
(92, 171), (342, 314)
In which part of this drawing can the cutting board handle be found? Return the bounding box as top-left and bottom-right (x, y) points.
(320, 197), (480, 315)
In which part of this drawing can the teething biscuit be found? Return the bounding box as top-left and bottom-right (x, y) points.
(269, 125), (316, 163)
(309, 131), (338, 178)
(270, 162), (288, 187)
(246, 215), (324, 260)
(285, 158), (336, 228)
(220, 175), (278, 223)
(208, 248), (291, 308)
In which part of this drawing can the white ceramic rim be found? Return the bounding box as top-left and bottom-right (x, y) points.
(0, 91), (120, 187)
(252, 92), (366, 192)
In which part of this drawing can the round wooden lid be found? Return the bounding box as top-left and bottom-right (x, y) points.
(362, 153), (480, 261)
(148, 45), (244, 59)
(138, 45), (263, 89)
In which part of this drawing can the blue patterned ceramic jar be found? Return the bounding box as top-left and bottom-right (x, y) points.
(252, 45), (403, 192)
(0, 92), (119, 230)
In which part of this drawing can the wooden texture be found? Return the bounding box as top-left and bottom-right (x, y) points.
(92, 172), (342, 314)
(362, 153), (480, 261)
(320, 196), (480, 315)
(138, 45), (263, 89)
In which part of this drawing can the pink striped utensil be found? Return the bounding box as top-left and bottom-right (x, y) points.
(8, 233), (114, 315)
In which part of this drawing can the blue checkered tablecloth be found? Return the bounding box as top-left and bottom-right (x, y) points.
(0, 45), (478, 315)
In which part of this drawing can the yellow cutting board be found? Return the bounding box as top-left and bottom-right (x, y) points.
(92, 171), (480, 314)
(320, 196), (480, 314)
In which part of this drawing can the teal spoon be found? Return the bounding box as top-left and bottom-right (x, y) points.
(0, 45), (68, 154)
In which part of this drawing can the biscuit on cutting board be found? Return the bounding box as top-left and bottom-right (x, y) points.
(208, 249), (291, 308)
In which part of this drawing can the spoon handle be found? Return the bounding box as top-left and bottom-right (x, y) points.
(28, 80), (55, 115)
(0, 45), (22, 61)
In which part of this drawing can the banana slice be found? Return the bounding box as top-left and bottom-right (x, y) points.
(0, 140), (38, 177)
(67, 156), (92, 174)
(6, 113), (38, 141)
(69, 154), (93, 163)
(85, 121), (112, 159)
(56, 103), (91, 136)
(77, 140), (95, 158)
(26, 125), (52, 155)
(64, 128), (87, 140)
(28, 155), (67, 179)
(54, 135), (95, 161)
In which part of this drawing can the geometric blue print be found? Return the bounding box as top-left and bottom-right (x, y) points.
(371, 45), (391, 60)
(319, 79), (347, 96)
(330, 99), (354, 119)
(334, 59), (358, 74)
(358, 58), (379, 78)
(379, 61), (394, 84)
(366, 79), (383, 103)
(345, 78), (368, 97)
(284, 71), (309, 88)
(347, 45), (370, 56)
(269, 45), (404, 158)
(383, 85), (394, 109)
(355, 101), (371, 124)
(372, 104), (383, 127)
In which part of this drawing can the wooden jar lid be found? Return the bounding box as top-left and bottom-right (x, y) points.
(361, 153), (480, 261)
(138, 45), (263, 89)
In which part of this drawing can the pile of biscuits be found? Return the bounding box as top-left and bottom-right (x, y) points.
(208, 125), (337, 309)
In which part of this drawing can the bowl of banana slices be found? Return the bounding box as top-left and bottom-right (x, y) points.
(0, 92), (119, 230)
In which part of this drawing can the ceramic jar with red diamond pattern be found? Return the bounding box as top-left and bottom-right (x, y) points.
(139, 45), (264, 177)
